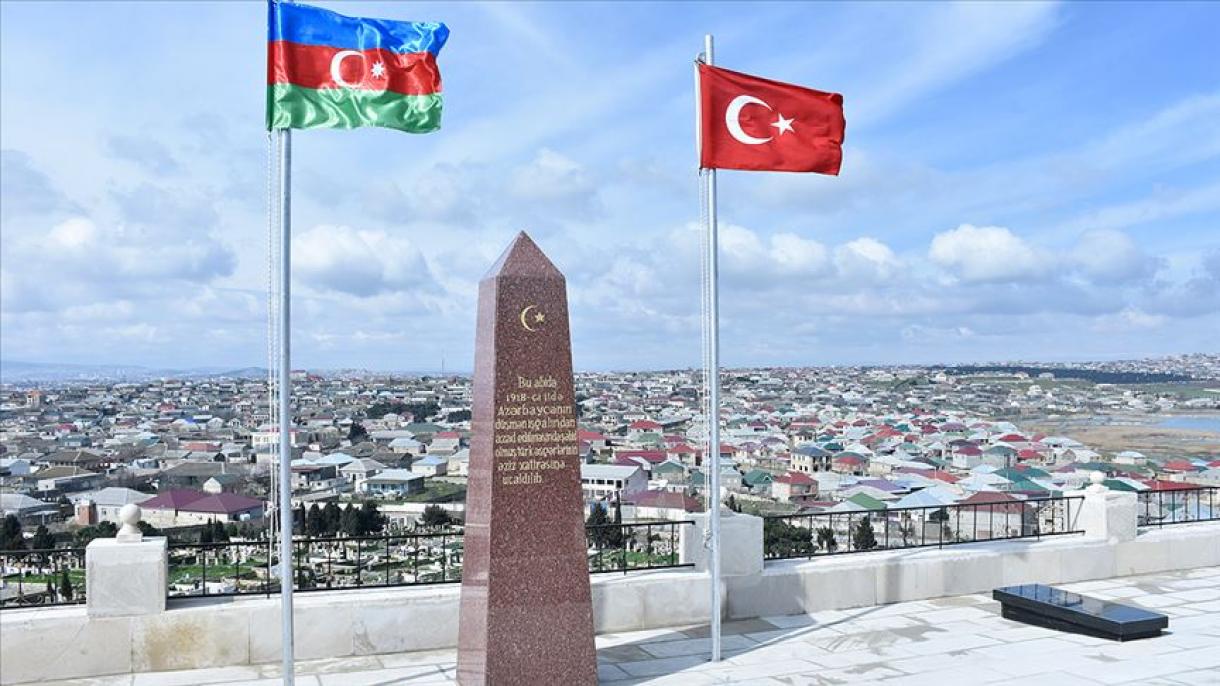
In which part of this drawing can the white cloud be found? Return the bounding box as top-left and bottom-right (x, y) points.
(508, 149), (596, 207)
(929, 224), (1047, 283)
(48, 217), (96, 249)
(853, 2), (1060, 127)
(1092, 307), (1167, 332)
(293, 225), (436, 298)
(772, 233), (830, 275)
(2, 216), (236, 313)
(713, 224), (832, 281)
(1070, 229), (1160, 283)
(834, 237), (899, 282)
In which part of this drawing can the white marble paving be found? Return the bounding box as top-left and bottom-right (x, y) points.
(25, 566), (1220, 686)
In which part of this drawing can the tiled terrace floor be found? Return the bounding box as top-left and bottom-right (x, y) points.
(34, 566), (1220, 686)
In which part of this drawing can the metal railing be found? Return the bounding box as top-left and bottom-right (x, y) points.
(1137, 487), (1218, 528)
(164, 520), (694, 601)
(587, 520), (692, 574)
(167, 530), (463, 600)
(0, 547), (87, 609)
(762, 496), (1084, 561)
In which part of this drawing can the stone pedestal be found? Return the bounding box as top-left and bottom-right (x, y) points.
(682, 511), (763, 577)
(1071, 488), (1137, 545)
(86, 537), (168, 618)
(456, 233), (596, 685)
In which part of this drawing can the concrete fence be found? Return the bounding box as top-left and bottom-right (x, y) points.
(2, 486), (1218, 684)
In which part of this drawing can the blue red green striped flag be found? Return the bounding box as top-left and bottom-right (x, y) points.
(266, 1), (449, 133)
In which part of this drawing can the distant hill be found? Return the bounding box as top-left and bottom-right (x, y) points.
(939, 365), (1194, 384)
(0, 360), (268, 385)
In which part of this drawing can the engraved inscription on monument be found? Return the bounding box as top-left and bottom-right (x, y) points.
(456, 232), (596, 686)
(494, 374), (577, 486)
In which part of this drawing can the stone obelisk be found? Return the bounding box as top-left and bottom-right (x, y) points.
(456, 232), (597, 685)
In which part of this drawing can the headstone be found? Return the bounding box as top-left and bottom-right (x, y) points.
(457, 232), (597, 685)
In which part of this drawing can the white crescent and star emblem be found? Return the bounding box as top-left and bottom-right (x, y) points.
(329, 50), (387, 89)
(519, 305), (545, 332)
(725, 94), (796, 145)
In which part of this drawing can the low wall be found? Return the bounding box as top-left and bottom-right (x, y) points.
(0, 569), (718, 685)
(726, 523), (1220, 619)
(3, 519), (1218, 685)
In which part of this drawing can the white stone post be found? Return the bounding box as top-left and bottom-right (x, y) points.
(1069, 471), (1138, 545)
(681, 511), (763, 577)
(86, 503), (168, 618)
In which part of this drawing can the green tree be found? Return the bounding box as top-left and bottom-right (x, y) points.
(585, 505), (622, 548)
(852, 517), (878, 551)
(815, 526), (838, 553)
(211, 520), (230, 543)
(366, 401), (409, 419)
(726, 494), (742, 513)
(1, 515), (24, 550)
(358, 502), (385, 535)
(339, 506), (361, 537)
(444, 410), (471, 423)
(763, 518), (815, 558)
(137, 521), (161, 537)
(420, 504), (452, 529)
(306, 504), (324, 536)
(322, 502), (342, 535)
(199, 522), (214, 544)
(347, 422), (369, 443)
(58, 568), (74, 602)
(897, 512), (916, 546)
(73, 521), (117, 546)
(405, 401), (440, 422)
(31, 524), (55, 551)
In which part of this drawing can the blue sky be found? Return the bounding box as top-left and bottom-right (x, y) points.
(1, 1), (1217, 372)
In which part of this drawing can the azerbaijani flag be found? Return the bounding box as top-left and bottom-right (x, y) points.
(267, 1), (449, 133)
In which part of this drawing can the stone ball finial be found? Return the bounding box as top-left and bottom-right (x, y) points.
(117, 503), (144, 542)
(1087, 470), (1107, 494)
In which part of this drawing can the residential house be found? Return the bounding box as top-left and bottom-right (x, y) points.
(339, 458), (386, 488)
(360, 469), (425, 497)
(580, 464), (647, 502)
(35, 466), (103, 494)
(410, 455), (448, 477)
(69, 487), (153, 525)
(0, 493), (60, 526)
(140, 489), (264, 527)
(771, 471), (817, 503)
(620, 489), (702, 521)
(202, 474), (241, 494)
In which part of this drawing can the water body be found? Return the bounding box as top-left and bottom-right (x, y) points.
(1156, 415), (1220, 433)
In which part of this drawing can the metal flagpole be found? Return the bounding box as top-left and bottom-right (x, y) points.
(275, 126), (296, 684)
(701, 32), (723, 663)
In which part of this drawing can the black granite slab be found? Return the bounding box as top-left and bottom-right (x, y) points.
(993, 584), (1168, 641)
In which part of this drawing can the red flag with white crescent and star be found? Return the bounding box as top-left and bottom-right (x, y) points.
(698, 63), (845, 174)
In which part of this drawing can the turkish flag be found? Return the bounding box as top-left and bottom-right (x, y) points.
(698, 63), (845, 174)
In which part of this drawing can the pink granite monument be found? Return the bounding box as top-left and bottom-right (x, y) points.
(456, 232), (597, 685)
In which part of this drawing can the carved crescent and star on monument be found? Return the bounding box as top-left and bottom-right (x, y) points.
(519, 304), (545, 332)
(725, 94), (795, 145)
(329, 50), (387, 89)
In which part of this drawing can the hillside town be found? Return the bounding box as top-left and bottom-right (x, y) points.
(2, 354), (1217, 545)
